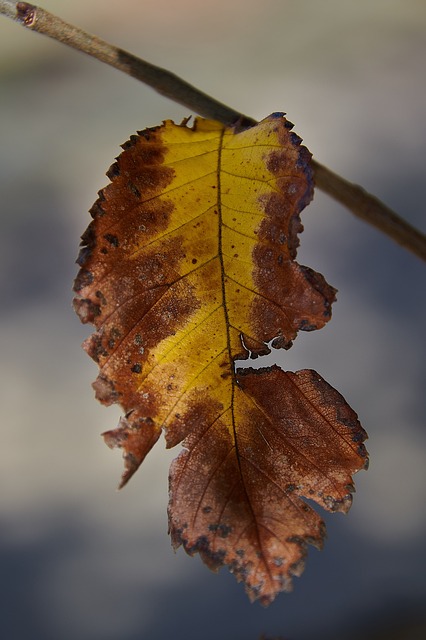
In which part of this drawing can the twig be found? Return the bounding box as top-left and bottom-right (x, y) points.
(312, 161), (426, 259)
(2, 1), (255, 127)
(1, 1), (425, 261)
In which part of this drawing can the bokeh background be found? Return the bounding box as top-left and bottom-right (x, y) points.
(1, 1), (425, 638)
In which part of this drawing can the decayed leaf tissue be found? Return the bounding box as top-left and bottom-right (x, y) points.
(73, 113), (368, 604)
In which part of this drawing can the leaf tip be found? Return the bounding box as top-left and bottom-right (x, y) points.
(102, 413), (162, 489)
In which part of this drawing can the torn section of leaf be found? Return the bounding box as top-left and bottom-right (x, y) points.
(74, 113), (368, 604)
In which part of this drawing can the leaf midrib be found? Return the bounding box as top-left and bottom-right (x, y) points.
(216, 127), (271, 574)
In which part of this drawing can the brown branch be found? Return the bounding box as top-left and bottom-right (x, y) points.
(2, 0), (426, 261)
(5, 1), (255, 127)
(312, 161), (426, 259)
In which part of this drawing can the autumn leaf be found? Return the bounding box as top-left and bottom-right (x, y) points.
(73, 113), (368, 604)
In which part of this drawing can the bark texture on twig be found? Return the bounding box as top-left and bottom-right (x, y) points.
(312, 161), (426, 259)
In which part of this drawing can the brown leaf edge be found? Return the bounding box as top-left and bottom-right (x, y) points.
(168, 364), (368, 605)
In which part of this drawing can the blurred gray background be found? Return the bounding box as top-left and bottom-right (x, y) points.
(1, 1), (425, 639)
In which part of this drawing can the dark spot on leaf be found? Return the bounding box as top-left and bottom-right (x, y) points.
(183, 534), (226, 566)
(352, 432), (365, 443)
(89, 200), (105, 219)
(104, 233), (119, 248)
(290, 131), (302, 146)
(299, 320), (318, 331)
(73, 269), (93, 291)
(76, 246), (92, 267)
(128, 182), (141, 198)
(208, 523), (232, 538)
(85, 333), (108, 363)
(95, 290), (107, 305)
(73, 298), (101, 323)
(107, 162), (120, 178)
